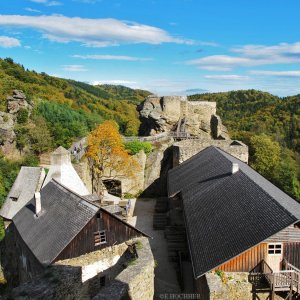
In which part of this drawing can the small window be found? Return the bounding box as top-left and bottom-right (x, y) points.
(94, 230), (107, 246)
(268, 243), (282, 255)
(100, 276), (106, 287)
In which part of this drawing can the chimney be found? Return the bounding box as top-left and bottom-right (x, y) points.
(35, 192), (41, 216)
(232, 163), (239, 174)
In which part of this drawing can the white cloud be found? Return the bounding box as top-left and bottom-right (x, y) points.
(72, 0), (102, 3)
(186, 42), (300, 70)
(204, 74), (250, 80)
(30, 0), (62, 6)
(0, 36), (21, 48)
(250, 70), (300, 77)
(25, 7), (41, 13)
(0, 15), (193, 47)
(231, 42), (300, 57)
(92, 80), (137, 85)
(72, 54), (152, 61)
(198, 41), (219, 47)
(187, 55), (264, 70)
(62, 64), (87, 72)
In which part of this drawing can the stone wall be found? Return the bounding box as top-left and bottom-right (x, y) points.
(93, 237), (155, 300)
(8, 238), (154, 300)
(9, 242), (129, 299)
(173, 139), (249, 165)
(138, 95), (223, 137)
(197, 272), (283, 300)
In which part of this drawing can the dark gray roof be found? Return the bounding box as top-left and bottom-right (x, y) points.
(0, 167), (45, 220)
(13, 179), (98, 266)
(168, 146), (300, 279)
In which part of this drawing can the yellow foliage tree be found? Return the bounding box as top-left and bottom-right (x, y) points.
(86, 120), (140, 195)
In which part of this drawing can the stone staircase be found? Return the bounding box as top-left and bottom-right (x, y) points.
(165, 226), (188, 262)
(153, 198), (169, 230)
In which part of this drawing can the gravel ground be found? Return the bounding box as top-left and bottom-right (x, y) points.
(133, 198), (181, 299)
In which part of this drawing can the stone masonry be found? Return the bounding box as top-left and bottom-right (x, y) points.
(197, 272), (283, 300)
(9, 237), (154, 300)
(93, 237), (155, 300)
(173, 139), (249, 165)
(138, 95), (229, 139)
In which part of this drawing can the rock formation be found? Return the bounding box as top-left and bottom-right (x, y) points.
(7, 90), (31, 114)
(137, 94), (248, 196)
(0, 90), (31, 158)
(137, 95), (229, 139)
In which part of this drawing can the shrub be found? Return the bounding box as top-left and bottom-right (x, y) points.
(125, 140), (152, 155)
(17, 108), (28, 124)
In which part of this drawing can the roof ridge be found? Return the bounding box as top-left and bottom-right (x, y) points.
(215, 147), (300, 219)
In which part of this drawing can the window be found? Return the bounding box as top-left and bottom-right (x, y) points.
(268, 243), (282, 255)
(100, 276), (106, 287)
(94, 230), (107, 246)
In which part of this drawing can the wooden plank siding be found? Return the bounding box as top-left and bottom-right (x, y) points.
(13, 225), (44, 279)
(54, 209), (144, 262)
(215, 243), (268, 272)
(283, 243), (300, 269)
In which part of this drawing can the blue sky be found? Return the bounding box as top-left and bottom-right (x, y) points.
(1, 0), (300, 96)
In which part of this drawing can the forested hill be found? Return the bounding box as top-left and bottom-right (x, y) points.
(0, 57), (151, 146)
(189, 90), (300, 200)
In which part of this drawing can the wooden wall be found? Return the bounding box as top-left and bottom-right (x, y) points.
(284, 243), (300, 269)
(14, 225), (45, 282)
(215, 243), (267, 272)
(54, 209), (144, 262)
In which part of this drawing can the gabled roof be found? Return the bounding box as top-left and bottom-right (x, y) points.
(0, 167), (45, 220)
(168, 146), (300, 279)
(13, 179), (98, 266)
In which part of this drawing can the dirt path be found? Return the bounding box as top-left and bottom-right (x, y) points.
(134, 198), (181, 298)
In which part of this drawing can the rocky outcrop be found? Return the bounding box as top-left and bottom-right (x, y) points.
(0, 112), (15, 144)
(0, 90), (31, 158)
(7, 90), (31, 114)
(138, 95), (228, 139)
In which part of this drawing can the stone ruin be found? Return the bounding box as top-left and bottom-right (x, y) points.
(137, 95), (229, 140)
(136, 95), (249, 196)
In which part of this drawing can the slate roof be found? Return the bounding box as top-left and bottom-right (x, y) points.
(0, 167), (45, 220)
(168, 146), (300, 279)
(13, 179), (98, 266)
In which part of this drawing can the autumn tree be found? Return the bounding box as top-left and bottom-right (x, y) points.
(86, 120), (140, 196)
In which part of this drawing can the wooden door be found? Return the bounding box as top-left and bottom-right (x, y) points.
(265, 243), (283, 272)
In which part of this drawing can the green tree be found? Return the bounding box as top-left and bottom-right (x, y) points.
(29, 116), (53, 154)
(273, 150), (300, 200)
(14, 125), (29, 152)
(125, 140), (152, 155)
(250, 134), (281, 178)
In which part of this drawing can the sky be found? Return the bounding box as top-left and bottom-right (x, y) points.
(1, 0), (300, 96)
